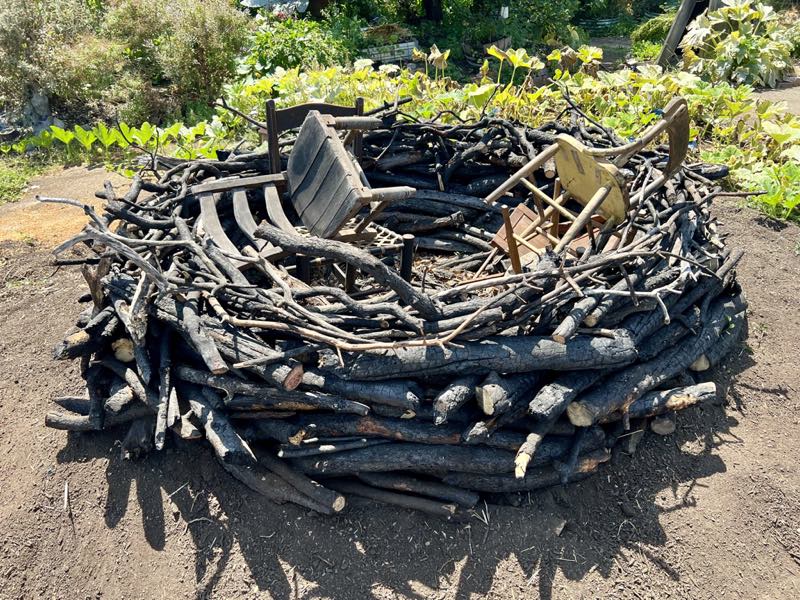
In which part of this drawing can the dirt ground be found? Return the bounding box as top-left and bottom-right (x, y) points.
(0, 167), (799, 600)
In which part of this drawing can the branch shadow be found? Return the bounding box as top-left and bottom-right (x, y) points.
(53, 345), (758, 600)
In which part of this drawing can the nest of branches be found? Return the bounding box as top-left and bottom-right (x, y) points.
(43, 103), (748, 517)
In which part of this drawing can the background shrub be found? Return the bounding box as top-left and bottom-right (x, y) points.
(631, 10), (677, 44)
(0, 0), (103, 117)
(157, 0), (251, 107)
(238, 15), (351, 78)
(681, 0), (793, 88)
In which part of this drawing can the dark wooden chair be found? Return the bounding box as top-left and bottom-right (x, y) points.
(196, 110), (416, 286)
(262, 98), (365, 175)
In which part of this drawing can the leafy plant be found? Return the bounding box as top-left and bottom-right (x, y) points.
(680, 0), (794, 88)
(631, 10), (676, 44)
(237, 16), (350, 78)
(733, 161), (800, 220)
(632, 40), (662, 61)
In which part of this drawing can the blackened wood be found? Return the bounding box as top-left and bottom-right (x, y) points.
(53, 306), (118, 360)
(154, 334), (172, 450)
(357, 473), (479, 508)
(222, 463), (332, 514)
(237, 419), (303, 444)
(176, 366), (369, 415)
(257, 452), (346, 513)
(300, 369), (420, 410)
(177, 294), (228, 375)
(278, 439), (391, 458)
(121, 417), (155, 460)
(556, 427), (589, 484)
(290, 432), (593, 476)
(342, 330), (637, 380)
(45, 403), (152, 431)
(185, 387), (256, 465)
(400, 234), (414, 282)
(432, 375), (481, 425)
(599, 382), (718, 423)
(567, 294), (746, 426)
(325, 480), (458, 518)
(104, 379), (136, 414)
(289, 414), (463, 445)
(476, 372), (539, 416)
(514, 370), (603, 477)
(101, 359), (159, 410)
(443, 449), (610, 492)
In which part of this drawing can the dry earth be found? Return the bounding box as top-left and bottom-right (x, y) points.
(0, 166), (798, 599)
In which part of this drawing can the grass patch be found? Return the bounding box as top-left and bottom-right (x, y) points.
(0, 157), (49, 206)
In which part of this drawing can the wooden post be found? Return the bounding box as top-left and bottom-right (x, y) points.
(297, 256), (312, 283)
(501, 205), (522, 274)
(266, 99), (282, 175)
(353, 97), (365, 159)
(344, 264), (357, 293)
(400, 234), (415, 282)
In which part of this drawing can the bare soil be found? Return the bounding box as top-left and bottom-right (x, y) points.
(0, 169), (799, 599)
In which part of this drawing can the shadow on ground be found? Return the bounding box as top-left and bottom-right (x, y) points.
(53, 343), (754, 600)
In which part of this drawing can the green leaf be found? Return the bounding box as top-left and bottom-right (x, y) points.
(466, 83), (498, 109)
(50, 126), (75, 146)
(486, 45), (508, 63)
(73, 125), (97, 152)
(93, 122), (118, 149)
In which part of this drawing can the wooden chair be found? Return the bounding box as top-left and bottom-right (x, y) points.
(262, 98), (365, 175)
(195, 110), (416, 285)
(487, 98), (690, 270)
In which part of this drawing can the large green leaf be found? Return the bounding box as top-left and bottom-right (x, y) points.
(50, 126), (75, 146)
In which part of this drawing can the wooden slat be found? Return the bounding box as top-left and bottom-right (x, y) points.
(191, 173), (285, 196)
(275, 102), (358, 131)
(286, 112), (372, 239)
(264, 184), (295, 234)
(232, 189), (270, 253)
(199, 193), (247, 267)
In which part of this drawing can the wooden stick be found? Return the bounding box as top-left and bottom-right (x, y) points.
(501, 205), (523, 274)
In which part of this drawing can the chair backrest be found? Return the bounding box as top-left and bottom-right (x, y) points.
(266, 98), (364, 174)
(286, 111), (373, 239)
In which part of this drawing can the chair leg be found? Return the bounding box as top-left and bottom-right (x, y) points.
(267, 99), (281, 175)
(297, 256), (312, 283)
(353, 97), (364, 159)
(400, 234), (415, 282)
(344, 264), (357, 292)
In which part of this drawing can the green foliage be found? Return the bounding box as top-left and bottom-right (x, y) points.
(157, 0), (251, 106)
(631, 40), (662, 60)
(0, 157), (49, 206)
(732, 161), (800, 220)
(320, 5), (368, 55)
(631, 10), (676, 43)
(237, 16), (351, 78)
(786, 20), (800, 58)
(103, 0), (170, 83)
(0, 0), (248, 123)
(680, 0), (794, 88)
(0, 0), (105, 113)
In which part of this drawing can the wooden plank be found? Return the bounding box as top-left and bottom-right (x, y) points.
(657, 0), (701, 67)
(232, 189), (270, 253)
(287, 112), (372, 239)
(264, 184), (295, 234)
(191, 173), (285, 196)
(199, 193), (247, 267)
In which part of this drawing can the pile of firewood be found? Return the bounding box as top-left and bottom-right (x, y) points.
(43, 104), (747, 517)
